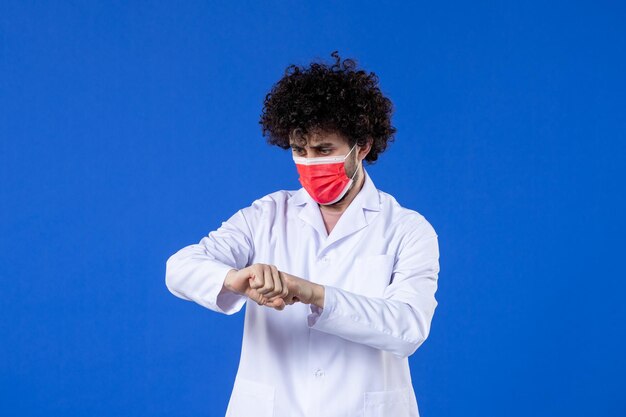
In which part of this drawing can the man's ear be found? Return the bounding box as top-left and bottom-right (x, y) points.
(360, 137), (373, 159)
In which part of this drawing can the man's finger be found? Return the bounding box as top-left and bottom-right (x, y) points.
(248, 266), (264, 289)
(267, 265), (283, 298)
(256, 265), (273, 295)
(248, 288), (267, 305)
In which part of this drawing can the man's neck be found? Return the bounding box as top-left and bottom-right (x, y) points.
(318, 167), (365, 216)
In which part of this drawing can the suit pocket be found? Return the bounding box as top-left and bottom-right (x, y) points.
(364, 386), (413, 417)
(225, 377), (275, 417)
(350, 254), (395, 297)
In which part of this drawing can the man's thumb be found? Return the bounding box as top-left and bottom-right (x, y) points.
(248, 274), (262, 289)
(266, 297), (286, 310)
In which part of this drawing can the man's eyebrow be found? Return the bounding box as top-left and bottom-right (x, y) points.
(290, 142), (335, 149)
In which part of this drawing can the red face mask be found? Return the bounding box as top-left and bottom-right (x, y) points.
(293, 143), (359, 205)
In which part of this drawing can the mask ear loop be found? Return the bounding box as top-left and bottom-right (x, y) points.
(349, 160), (359, 180)
(347, 144), (361, 183)
(344, 142), (358, 160)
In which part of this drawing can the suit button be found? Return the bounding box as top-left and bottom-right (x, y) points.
(314, 368), (325, 378)
(320, 256), (329, 263)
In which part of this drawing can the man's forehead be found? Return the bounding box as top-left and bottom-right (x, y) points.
(290, 141), (336, 148)
(289, 131), (347, 147)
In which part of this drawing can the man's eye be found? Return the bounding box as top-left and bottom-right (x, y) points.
(319, 149), (331, 154)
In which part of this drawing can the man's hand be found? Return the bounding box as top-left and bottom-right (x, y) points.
(266, 271), (325, 308)
(223, 264), (289, 310)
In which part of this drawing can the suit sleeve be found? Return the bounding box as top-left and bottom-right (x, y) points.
(165, 209), (254, 315)
(307, 220), (440, 358)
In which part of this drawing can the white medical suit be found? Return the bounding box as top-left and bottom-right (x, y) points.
(165, 167), (440, 417)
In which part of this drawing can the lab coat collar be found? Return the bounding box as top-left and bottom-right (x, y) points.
(289, 167), (381, 251)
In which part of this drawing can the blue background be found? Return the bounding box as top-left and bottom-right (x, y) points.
(1, 1), (624, 416)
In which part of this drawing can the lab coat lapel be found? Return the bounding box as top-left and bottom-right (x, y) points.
(296, 197), (329, 240)
(321, 196), (368, 250)
(289, 182), (329, 239)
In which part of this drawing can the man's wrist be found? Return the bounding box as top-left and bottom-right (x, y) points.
(223, 268), (238, 293)
(313, 283), (325, 308)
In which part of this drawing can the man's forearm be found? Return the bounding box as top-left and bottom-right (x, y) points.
(264, 271), (326, 308)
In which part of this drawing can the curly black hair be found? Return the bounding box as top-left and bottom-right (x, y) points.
(259, 51), (397, 164)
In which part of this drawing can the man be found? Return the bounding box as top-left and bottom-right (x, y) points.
(165, 51), (440, 417)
